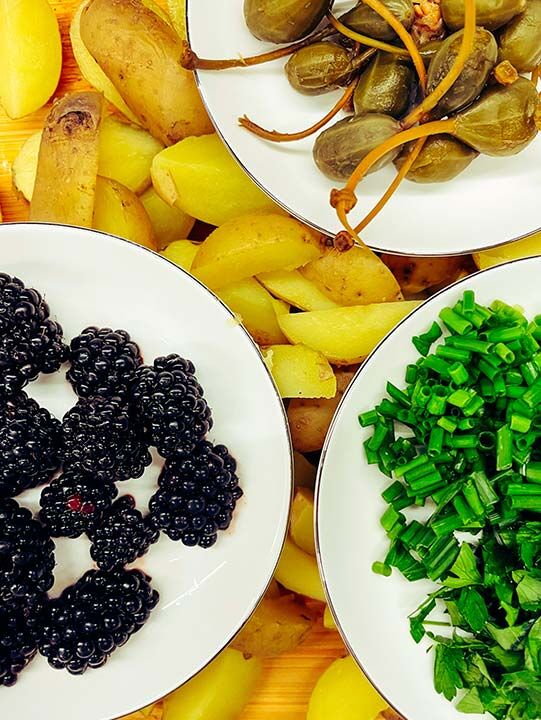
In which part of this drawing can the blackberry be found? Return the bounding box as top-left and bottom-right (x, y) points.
(88, 496), (159, 571)
(149, 441), (242, 548)
(131, 354), (212, 458)
(0, 595), (41, 687)
(67, 327), (143, 399)
(39, 470), (117, 538)
(0, 393), (61, 498)
(0, 498), (55, 601)
(62, 396), (151, 482)
(35, 568), (159, 674)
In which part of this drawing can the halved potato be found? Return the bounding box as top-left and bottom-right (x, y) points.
(290, 488), (316, 555)
(93, 176), (156, 250)
(161, 240), (200, 272)
(140, 187), (195, 250)
(258, 269), (339, 311)
(275, 537), (325, 602)
(474, 232), (541, 270)
(262, 345), (336, 399)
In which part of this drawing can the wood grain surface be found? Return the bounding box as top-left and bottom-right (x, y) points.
(0, 2), (346, 716)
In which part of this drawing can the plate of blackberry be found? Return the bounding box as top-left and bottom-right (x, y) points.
(0, 223), (292, 720)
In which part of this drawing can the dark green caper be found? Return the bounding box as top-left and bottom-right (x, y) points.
(427, 28), (498, 118)
(338, 0), (415, 41)
(354, 53), (415, 117)
(285, 42), (357, 95)
(441, 0), (527, 30)
(454, 77), (539, 155)
(395, 135), (478, 182)
(420, 40), (444, 67)
(313, 114), (401, 180)
(498, 0), (541, 72)
(244, 0), (332, 43)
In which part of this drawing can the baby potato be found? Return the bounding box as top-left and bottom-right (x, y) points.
(258, 269), (339, 311)
(290, 488), (316, 555)
(300, 245), (402, 306)
(0, 0), (61, 119)
(381, 254), (472, 295)
(262, 345), (336, 399)
(474, 232), (541, 270)
(12, 131), (41, 202)
(140, 187), (195, 250)
(161, 240), (200, 272)
(80, 0), (213, 145)
(151, 135), (280, 226)
(93, 177), (156, 250)
(163, 648), (262, 720)
(275, 537), (325, 602)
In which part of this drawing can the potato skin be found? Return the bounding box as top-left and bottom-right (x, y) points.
(381, 254), (473, 295)
(80, 0), (213, 145)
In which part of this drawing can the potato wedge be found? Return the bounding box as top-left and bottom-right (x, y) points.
(275, 537), (325, 602)
(262, 345), (336, 399)
(381, 254), (472, 295)
(294, 451), (317, 490)
(80, 0), (213, 145)
(167, 0), (187, 38)
(216, 279), (288, 346)
(12, 131), (41, 202)
(30, 92), (103, 227)
(258, 270), (339, 311)
(161, 240), (200, 272)
(231, 594), (314, 658)
(151, 135), (281, 226)
(140, 188), (195, 250)
(291, 488), (316, 555)
(474, 232), (541, 270)
(323, 605), (337, 631)
(93, 177), (156, 250)
(278, 302), (420, 364)
(300, 246), (402, 306)
(163, 648), (262, 720)
(192, 213), (321, 290)
(0, 0), (61, 119)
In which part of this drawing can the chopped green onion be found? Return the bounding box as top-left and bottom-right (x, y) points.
(439, 308), (473, 336)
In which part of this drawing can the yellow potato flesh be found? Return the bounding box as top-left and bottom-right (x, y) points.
(258, 269), (339, 311)
(192, 213), (321, 290)
(278, 302), (421, 364)
(293, 451), (316, 490)
(323, 605), (337, 631)
(161, 240), (200, 272)
(162, 648), (262, 720)
(216, 278), (288, 346)
(474, 232), (541, 270)
(307, 656), (387, 720)
(12, 130), (41, 202)
(262, 345), (336, 399)
(166, 0), (187, 38)
(290, 488), (316, 555)
(93, 176), (156, 250)
(140, 187), (195, 251)
(151, 135), (280, 226)
(275, 537), (325, 602)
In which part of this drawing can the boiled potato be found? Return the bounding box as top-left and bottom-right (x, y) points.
(474, 232), (541, 270)
(307, 656), (387, 720)
(80, 0), (213, 145)
(278, 302), (420, 364)
(140, 187), (195, 250)
(122, 703), (163, 720)
(0, 0), (61, 119)
(275, 537), (325, 602)
(216, 279), (288, 346)
(294, 451), (317, 490)
(231, 594), (314, 657)
(30, 92), (103, 227)
(291, 488), (316, 555)
(192, 213), (321, 290)
(151, 135), (280, 226)
(163, 648), (262, 720)
(258, 270), (339, 311)
(323, 605), (337, 631)
(93, 177), (156, 250)
(12, 131), (41, 202)
(262, 345), (336, 399)
(167, 0), (187, 38)
(381, 254), (472, 295)
(300, 246), (402, 306)
(161, 240), (200, 272)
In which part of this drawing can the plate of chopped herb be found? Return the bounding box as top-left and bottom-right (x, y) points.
(316, 256), (541, 720)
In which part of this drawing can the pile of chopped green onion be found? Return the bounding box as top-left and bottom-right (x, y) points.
(361, 292), (541, 719)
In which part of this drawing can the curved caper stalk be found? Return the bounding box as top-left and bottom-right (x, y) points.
(327, 13), (410, 57)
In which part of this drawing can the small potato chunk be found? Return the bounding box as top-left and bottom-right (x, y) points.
(294, 451), (317, 490)
(262, 345), (336, 399)
(474, 232), (541, 270)
(12, 131), (41, 202)
(278, 302), (420, 364)
(161, 240), (200, 272)
(166, 0), (187, 38)
(307, 656), (387, 720)
(231, 594), (314, 658)
(275, 537), (325, 602)
(30, 92), (103, 228)
(80, 0), (213, 145)
(290, 488), (316, 555)
(258, 270), (339, 311)
(192, 214), (321, 290)
(151, 135), (281, 226)
(323, 605), (337, 631)
(93, 177), (156, 250)
(381, 254), (472, 295)
(141, 187), (195, 250)
(300, 246), (402, 306)
(0, 0), (61, 119)
(163, 648), (262, 720)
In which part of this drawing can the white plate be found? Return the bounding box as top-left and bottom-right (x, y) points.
(316, 256), (541, 720)
(0, 223), (292, 720)
(187, 0), (541, 256)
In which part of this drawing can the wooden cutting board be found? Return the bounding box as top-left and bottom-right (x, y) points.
(0, 2), (345, 716)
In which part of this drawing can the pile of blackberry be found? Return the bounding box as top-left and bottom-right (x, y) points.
(0, 595), (41, 687)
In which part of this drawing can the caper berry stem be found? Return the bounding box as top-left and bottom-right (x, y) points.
(327, 12), (410, 58)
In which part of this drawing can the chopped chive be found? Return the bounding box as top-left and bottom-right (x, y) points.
(436, 345), (471, 362)
(510, 413), (532, 433)
(462, 290), (475, 313)
(447, 388), (471, 408)
(520, 360), (539, 386)
(493, 342), (515, 364)
(363, 438), (379, 465)
(382, 481), (406, 503)
(412, 336), (430, 356)
(447, 434), (478, 449)
(446, 336), (493, 354)
(405, 364), (418, 383)
(394, 454), (430, 479)
(358, 409), (379, 427)
(427, 427), (444, 457)
(457, 417), (478, 431)
(372, 561), (392, 577)
(486, 324), (525, 343)
(437, 416), (457, 433)
(367, 422), (389, 452)
(423, 356), (452, 378)
(448, 362), (469, 385)
(524, 461), (541, 484)
(386, 381), (411, 408)
(496, 424), (513, 471)
(439, 308), (473, 336)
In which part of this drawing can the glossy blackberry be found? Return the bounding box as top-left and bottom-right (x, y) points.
(62, 396), (151, 482)
(39, 470), (117, 539)
(34, 568), (159, 674)
(0, 499), (55, 601)
(88, 496), (159, 571)
(131, 354), (212, 458)
(0, 393), (61, 498)
(149, 441), (242, 548)
(67, 327), (143, 399)
(0, 595), (41, 687)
